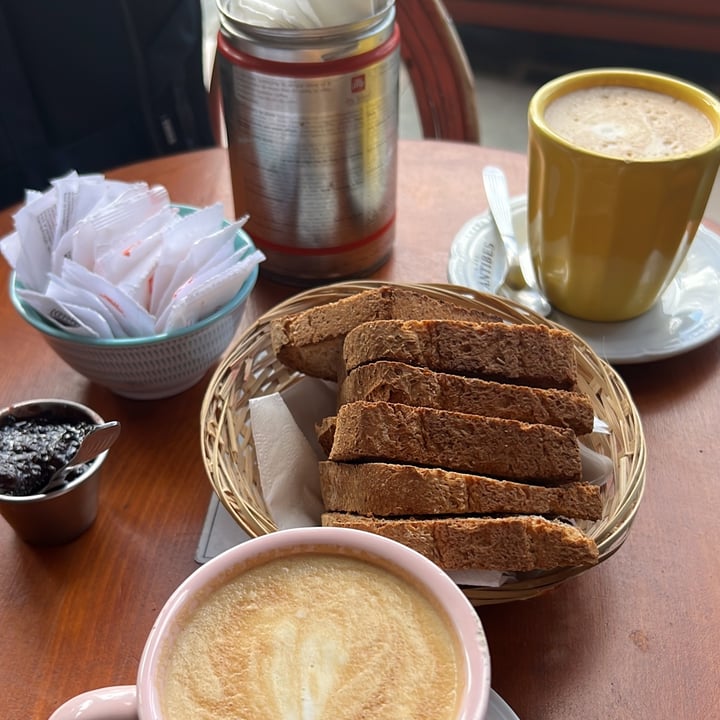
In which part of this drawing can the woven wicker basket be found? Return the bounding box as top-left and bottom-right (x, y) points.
(200, 281), (646, 605)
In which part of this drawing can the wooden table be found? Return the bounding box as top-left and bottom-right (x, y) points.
(2, 142), (719, 720)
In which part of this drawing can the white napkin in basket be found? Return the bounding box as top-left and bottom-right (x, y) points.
(248, 379), (336, 529)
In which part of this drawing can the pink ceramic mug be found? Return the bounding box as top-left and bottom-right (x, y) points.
(49, 526), (491, 720)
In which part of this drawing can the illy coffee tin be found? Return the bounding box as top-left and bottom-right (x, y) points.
(216, 1), (400, 285)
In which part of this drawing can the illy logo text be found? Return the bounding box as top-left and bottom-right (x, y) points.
(351, 75), (366, 93)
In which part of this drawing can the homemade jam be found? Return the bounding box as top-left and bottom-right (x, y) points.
(0, 414), (93, 496)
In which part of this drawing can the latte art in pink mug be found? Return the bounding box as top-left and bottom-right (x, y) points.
(49, 527), (491, 720)
(162, 554), (463, 719)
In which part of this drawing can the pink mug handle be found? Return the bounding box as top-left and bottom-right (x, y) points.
(48, 685), (137, 719)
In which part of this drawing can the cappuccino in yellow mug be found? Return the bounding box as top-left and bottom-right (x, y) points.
(528, 68), (720, 322)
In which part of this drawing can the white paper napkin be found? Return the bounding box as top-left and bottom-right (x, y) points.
(229, 0), (378, 28)
(248, 381), (336, 529)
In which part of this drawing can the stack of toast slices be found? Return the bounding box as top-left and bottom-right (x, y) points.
(270, 286), (601, 573)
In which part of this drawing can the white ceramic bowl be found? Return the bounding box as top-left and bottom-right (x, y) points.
(9, 211), (259, 400)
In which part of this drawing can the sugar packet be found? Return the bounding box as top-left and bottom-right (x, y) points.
(2, 173), (264, 339)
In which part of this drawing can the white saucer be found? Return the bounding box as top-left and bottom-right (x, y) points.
(448, 196), (720, 364)
(488, 689), (520, 720)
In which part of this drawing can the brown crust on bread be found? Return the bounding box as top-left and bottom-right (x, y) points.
(319, 461), (602, 519)
(339, 360), (593, 434)
(321, 512), (599, 571)
(342, 319), (578, 390)
(327, 401), (583, 484)
(270, 286), (500, 380)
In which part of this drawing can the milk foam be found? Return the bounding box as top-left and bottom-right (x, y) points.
(544, 85), (714, 159)
(161, 554), (461, 720)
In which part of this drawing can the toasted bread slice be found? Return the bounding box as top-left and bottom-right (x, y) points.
(321, 512), (599, 571)
(270, 285), (500, 380)
(339, 360), (593, 434)
(342, 318), (578, 390)
(319, 461), (602, 519)
(326, 401), (583, 484)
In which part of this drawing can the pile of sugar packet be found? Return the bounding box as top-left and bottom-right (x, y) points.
(0, 172), (264, 338)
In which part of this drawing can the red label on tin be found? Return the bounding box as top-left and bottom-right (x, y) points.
(351, 74), (366, 93)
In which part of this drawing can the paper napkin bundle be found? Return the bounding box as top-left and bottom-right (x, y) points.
(230, 0), (379, 28)
(0, 171), (264, 338)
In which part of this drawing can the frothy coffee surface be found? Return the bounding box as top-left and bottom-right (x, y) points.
(161, 553), (462, 720)
(544, 85), (714, 159)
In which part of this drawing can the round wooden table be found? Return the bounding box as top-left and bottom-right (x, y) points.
(1, 142), (719, 720)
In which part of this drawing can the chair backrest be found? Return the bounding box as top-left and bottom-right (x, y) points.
(209, 0), (480, 145)
(396, 0), (481, 142)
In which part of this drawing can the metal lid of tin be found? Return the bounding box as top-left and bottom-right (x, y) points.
(217, 0), (396, 63)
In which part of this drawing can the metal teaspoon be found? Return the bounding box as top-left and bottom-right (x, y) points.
(482, 166), (552, 316)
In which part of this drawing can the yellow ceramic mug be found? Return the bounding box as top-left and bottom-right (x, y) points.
(528, 68), (720, 322)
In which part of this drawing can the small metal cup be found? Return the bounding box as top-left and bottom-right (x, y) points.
(0, 399), (109, 545)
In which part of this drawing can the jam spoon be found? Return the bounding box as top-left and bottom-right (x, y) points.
(40, 421), (121, 493)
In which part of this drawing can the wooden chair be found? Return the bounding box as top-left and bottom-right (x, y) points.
(396, 0), (480, 142)
(209, 0), (480, 145)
